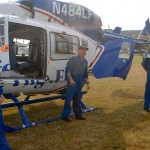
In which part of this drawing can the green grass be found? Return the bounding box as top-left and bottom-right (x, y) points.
(132, 54), (143, 64)
(4, 54), (150, 150)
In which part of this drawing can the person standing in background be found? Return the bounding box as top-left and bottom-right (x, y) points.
(142, 51), (150, 112)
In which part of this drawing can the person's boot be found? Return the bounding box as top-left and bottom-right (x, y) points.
(144, 107), (150, 112)
(62, 118), (71, 122)
(75, 117), (86, 120)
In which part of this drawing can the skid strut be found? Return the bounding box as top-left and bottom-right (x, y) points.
(2, 91), (96, 132)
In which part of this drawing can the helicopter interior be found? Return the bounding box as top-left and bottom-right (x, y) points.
(9, 22), (46, 79)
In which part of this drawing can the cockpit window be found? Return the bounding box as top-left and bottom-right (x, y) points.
(13, 38), (30, 56)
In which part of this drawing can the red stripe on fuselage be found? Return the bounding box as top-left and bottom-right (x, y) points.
(17, 4), (32, 12)
(34, 9), (63, 24)
(88, 45), (103, 68)
(139, 35), (149, 39)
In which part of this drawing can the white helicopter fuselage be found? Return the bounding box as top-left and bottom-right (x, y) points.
(0, 14), (104, 96)
(0, 2), (32, 18)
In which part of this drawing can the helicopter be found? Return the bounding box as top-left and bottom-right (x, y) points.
(0, 12), (105, 132)
(0, 0), (147, 131)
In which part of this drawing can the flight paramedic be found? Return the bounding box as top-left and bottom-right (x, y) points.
(0, 85), (12, 149)
(142, 51), (150, 112)
(61, 45), (90, 121)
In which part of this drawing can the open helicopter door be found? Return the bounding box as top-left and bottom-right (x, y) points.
(92, 39), (135, 80)
(0, 15), (10, 78)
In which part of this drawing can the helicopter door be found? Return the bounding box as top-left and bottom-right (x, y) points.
(92, 39), (135, 80)
(48, 32), (79, 81)
(0, 15), (10, 77)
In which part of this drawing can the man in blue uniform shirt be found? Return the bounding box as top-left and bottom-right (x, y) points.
(0, 85), (12, 149)
(61, 45), (90, 121)
(142, 52), (150, 112)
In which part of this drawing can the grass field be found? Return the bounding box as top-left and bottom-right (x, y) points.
(4, 54), (150, 150)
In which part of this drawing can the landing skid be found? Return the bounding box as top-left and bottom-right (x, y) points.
(2, 91), (96, 132)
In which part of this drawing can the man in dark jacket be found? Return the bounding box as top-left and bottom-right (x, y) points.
(142, 52), (150, 112)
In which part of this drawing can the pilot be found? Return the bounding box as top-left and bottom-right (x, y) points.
(142, 50), (150, 112)
(61, 44), (90, 121)
(0, 86), (12, 149)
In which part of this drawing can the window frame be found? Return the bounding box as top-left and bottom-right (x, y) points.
(118, 42), (131, 60)
(50, 32), (80, 60)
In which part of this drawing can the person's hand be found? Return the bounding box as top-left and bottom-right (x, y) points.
(70, 79), (76, 86)
(87, 82), (90, 90)
(0, 95), (4, 104)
